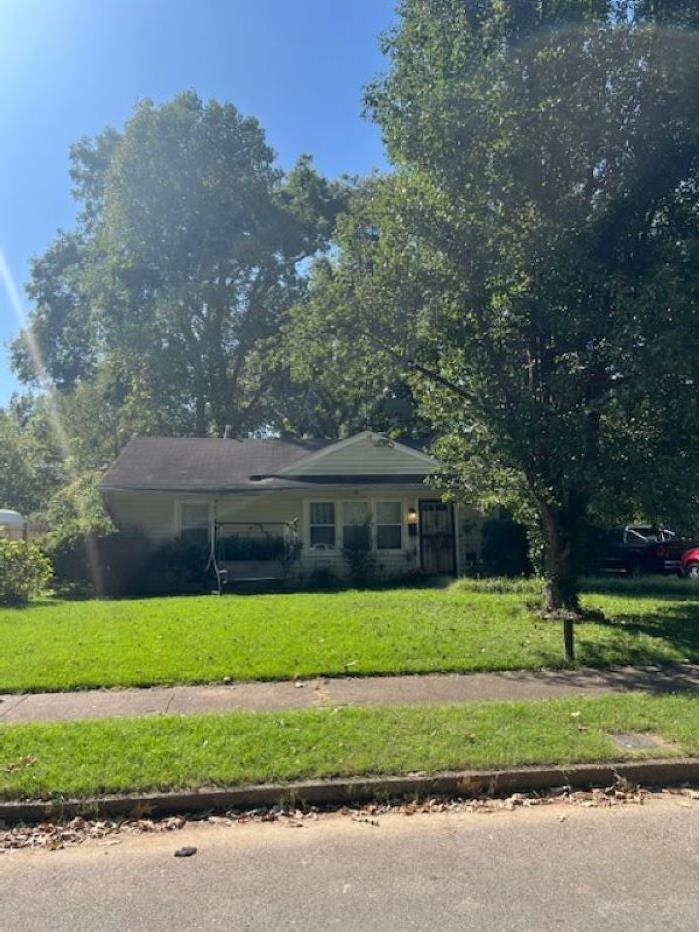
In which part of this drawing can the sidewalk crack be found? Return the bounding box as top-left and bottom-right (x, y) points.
(163, 688), (177, 715)
(0, 694), (28, 721)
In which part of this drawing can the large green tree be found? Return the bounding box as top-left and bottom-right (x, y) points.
(345, 0), (699, 655)
(13, 93), (345, 438)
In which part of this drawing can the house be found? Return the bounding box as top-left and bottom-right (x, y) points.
(99, 431), (484, 587)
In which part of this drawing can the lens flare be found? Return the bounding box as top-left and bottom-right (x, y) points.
(0, 249), (104, 595)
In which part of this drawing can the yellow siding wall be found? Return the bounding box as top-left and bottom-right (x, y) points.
(104, 491), (176, 541)
(286, 434), (435, 476)
(103, 488), (486, 578)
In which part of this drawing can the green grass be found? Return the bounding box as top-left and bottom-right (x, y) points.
(1, 693), (698, 801)
(1, 580), (698, 693)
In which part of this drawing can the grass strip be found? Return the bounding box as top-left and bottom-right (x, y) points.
(1, 693), (698, 801)
(1, 583), (699, 692)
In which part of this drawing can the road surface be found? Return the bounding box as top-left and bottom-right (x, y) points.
(2, 797), (699, 930)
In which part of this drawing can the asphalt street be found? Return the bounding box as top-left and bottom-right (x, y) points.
(2, 796), (699, 930)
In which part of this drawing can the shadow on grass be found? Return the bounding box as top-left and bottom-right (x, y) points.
(582, 575), (699, 601)
(573, 599), (699, 674)
(0, 598), (60, 612)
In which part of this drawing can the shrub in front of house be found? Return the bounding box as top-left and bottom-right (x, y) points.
(217, 534), (286, 561)
(342, 545), (377, 586)
(0, 538), (53, 605)
(44, 531), (153, 598)
(480, 516), (532, 577)
(130, 540), (211, 596)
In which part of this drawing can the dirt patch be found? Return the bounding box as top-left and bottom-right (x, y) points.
(609, 732), (676, 752)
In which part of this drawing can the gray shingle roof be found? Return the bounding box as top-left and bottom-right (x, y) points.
(100, 437), (330, 492)
(100, 436), (432, 493)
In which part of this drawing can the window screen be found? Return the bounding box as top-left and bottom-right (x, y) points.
(376, 501), (402, 550)
(343, 501), (371, 550)
(180, 502), (210, 548)
(310, 502), (336, 547)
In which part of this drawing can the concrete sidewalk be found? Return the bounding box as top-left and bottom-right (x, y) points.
(1, 663), (699, 724)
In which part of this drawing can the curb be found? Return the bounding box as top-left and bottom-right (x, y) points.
(2, 758), (699, 825)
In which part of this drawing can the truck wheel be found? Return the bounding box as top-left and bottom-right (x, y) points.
(685, 562), (699, 579)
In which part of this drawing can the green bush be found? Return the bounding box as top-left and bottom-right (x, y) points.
(480, 517), (533, 577)
(218, 534), (286, 561)
(132, 540), (210, 596)
(44, 531), (152, 598)
(0, 538), (52, 605)
(343, 545), (377, 585)
(451, 575), (544, 596)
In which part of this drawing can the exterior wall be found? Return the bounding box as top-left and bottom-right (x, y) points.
(103, 490), (179, 541)
(216, 493), (303, 526)
(300, 492), (421, 580)
(284, 433), (435, 477)
(104, 487), (487, 580)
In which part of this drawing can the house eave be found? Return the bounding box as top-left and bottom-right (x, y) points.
(101, 476), (437, 495)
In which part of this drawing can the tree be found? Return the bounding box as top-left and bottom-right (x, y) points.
(347, 1), (699, 657)
(0, 397), (64, 515)
(13, 93), (346, 437)
(275, 236), (433, 442)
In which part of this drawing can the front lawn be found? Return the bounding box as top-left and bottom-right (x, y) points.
(0, 693), (697, 801)
(1, 581), (698, 692)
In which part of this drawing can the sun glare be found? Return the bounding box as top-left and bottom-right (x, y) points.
(0, 248), (104, 593)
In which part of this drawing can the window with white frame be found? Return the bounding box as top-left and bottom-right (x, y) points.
(309, 502), (336, 547)
(376, 501), (402, 550)
(342, 501), (371, 550)
(179, 502), (211, 548)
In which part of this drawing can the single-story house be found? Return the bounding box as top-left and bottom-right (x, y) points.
(99, 430), (484, 587)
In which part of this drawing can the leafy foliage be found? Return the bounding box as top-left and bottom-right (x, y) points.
(0, 539), (52, 605)
(13, 93), (347, 439)
(278, 187), (434, 442)
(480, 516), (533, 578)
(349, 0), (699, 629)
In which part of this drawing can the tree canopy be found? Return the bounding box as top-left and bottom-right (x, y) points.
(13, 92), (347, 439)
(326, 0), (699, 648)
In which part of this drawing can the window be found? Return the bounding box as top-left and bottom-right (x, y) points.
(307, 499), (406, 552)
(376, 501), (402, 550)
(179, 502), (210, 548)
(310, 502), (336, 547)
(343, 501), (370, 550)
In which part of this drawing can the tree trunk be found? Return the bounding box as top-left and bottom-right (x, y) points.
(541, 503), (582, 663)
(194, 393), (207, 436)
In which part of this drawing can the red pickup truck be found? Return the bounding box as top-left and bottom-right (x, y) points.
(680, 548), (699, 578)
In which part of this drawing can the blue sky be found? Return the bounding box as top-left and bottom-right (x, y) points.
(0, 0), (395, 403)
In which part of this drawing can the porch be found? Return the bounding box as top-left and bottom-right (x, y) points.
(210, 519), (302, 594)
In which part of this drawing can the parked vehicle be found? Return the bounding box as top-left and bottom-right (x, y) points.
(598, 525), (692, 576)
(680, 547), (699, 579)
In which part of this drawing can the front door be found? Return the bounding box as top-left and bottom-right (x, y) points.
(419, 501), (456, 576)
